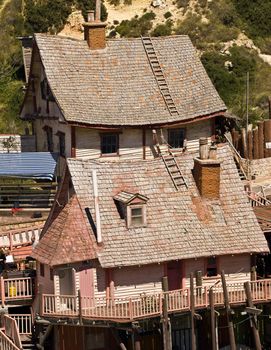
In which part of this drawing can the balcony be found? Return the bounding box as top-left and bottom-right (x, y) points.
(41, 279), (271, 323)
(0, 276), (35, 305)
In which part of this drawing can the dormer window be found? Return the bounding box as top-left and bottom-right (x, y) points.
(40, 78), (55, 102)
(114, 191), (148, 228)
(168, 128), (185, 148)
(100, 133), (119, 155)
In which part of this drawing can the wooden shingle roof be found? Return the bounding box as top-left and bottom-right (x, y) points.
(33, 34), (226, 126)
(63, 145), (268, 268)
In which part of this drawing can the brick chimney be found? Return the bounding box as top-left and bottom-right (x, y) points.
(193, 138), (221, 199)
(83, 0), (106, 50)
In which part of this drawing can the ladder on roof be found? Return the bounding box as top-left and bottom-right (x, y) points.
(141, 36), (180, 117)
(162, 149), (188, 190)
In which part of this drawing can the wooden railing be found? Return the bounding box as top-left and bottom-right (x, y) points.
(0, 330), (20, 350)
(2, 315), (22, 349)
(0, 225), (43, 251)
(247, 191), (271, 207)
(0, 276), (34, 304)
(10, 314), (32, 335)
(42, 279), (271, 322)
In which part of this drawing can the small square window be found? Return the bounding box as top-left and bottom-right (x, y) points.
(128, 205), (146, 228)
(40, 263), (45, 277)
(206, 257), (217, 277)
(168, 128), (185, 148)
(101, 133), (119, 155)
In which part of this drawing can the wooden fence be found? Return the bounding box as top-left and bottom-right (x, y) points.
(10, 314), (32, 335)
(0, 330), (20, 350)
(0, 276), (35, 305)
(42, 279), (271, 322)
(2, 315), (22, 349)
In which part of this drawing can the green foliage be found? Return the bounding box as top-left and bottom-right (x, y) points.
(115, 12), (155, 37)
(76, 0), (107, 21)
(151, 20), (173, 37)
(24, 0), (73, 34)
(164, 11), (172, 19)
(232, 0), (271, 38)
(176, 0), (189, 10)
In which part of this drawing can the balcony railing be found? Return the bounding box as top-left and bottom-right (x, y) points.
(0, 277), (35, 305)
(0, 330), (20, 350)
(41, 279), (271, 322)
(10, 314), (32, 335)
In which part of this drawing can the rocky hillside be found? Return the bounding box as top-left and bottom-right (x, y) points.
(0, 0), (271, 132)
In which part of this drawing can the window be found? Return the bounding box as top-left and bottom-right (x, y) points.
(40, 79), (55, 102)
(100, 133), (119, 155)
(43, 126), (53, 152)
(128, 205), (146, 228)
(57, 131), (65, 157)
(168, 128), (185, 148)
(206, 257), (217, 277)
(50, 268), (54, 281)
(40, 263), (45, 277)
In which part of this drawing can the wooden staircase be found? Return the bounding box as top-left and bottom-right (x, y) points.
(141, 36), (179, 117)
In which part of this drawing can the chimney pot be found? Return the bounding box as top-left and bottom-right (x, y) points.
(209, 144), (217, 160)
(199, 137), (209, 160)
(87, 10), (95, 22)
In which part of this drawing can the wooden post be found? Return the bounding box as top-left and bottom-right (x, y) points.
(221, 270), (236, 350)
(162, 276), (172, 350)
(247, 130), (253, 160)
(78, 289), (82, 325)
(190, 273), (196, 350)
(241, 128), (248, 159)
(209, 288), (217, 350)
(38, 283), (43, 317)
(253, 128), (259, 159)
(251, 255), (257, 281)
(258, 122), (264, 159)
(264, 119), (271, 158)
(244, 282), (262, 350)
(0, 276), (5, 307)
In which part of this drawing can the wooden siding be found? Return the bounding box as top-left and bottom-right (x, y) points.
(79, 268), (94, 298)
(34, 119), (71, 157)
(37, 263), (54, 294)
(94, 266), (107, 299)
(113, 264), (164, 299)
(75, 120), (212, 160)
(184, 254), (251, 289)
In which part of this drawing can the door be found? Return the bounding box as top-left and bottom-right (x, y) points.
(59, 268), (75, 295)
(167, 261), (182, 291)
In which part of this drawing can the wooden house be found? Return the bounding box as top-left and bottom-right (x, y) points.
(19, 10), (227, 162)
(30, 140), (269, 349)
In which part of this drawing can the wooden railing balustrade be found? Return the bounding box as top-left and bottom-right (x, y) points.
(41, 279), (271, 322)
(2, 315), (22, 349)
(10, 314), (32, 335)
(247, 191), (271, 207)
(0, 330), (20, 350)
(0, 276), (35, 304)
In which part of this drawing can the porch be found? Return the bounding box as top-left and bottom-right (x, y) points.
(41, 279), (271, 323)
(0, 276), (35, 305)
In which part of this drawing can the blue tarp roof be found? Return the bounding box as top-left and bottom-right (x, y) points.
(0, 152), (58, 180)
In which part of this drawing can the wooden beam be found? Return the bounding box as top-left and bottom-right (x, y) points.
(71, 126), (76, 158)
(221, 270), (236, 350)
(162, 276), (172, 350)
(253, 128), (259, 160)
(209, 288), (218, 350)
(190, 273), (196, 350)
(258, 122), (264, 159)
(244, 282), (262, 350)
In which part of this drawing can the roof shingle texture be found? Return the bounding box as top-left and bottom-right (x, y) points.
(32, 195), (97, 266)
(34, 34), (226, 126)
(63, 145), (269, 268)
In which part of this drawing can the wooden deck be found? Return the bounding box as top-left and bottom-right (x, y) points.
(42, 279), (271, 323)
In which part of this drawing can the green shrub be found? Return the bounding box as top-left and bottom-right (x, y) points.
(176, 0), (189, 9)
(76, 0), (108, 21)
(151, 20), (173, 37)
(164, 11), (172, 19)
(115, 12), (155, 37)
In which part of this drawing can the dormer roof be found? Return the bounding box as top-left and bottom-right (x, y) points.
(114, 191), (149, 205)
(23, 34), (226, 127)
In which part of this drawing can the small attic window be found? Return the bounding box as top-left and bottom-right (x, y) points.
(40, 79), (55, 102)
(113, 191), (148, 229)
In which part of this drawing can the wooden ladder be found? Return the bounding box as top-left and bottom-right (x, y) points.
(141, 36), (179, 117)
(162, 150), (188, 190)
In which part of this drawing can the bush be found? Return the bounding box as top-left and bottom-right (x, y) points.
(176, 0), (189, 9)
(115, 12), (155, 37)
(164, 11), (172, 19)
(76, 0), (108, 22)
(151, 20), (173, 37)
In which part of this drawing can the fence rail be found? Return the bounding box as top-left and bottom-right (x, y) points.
(42, 279), (271, 322)
(10, 314), (32, 335)
(0, 276), (35, 304)
(2, 315), (22, 349)
(0, 330), (20, 350)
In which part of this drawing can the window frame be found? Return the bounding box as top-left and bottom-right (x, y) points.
(205, 257), (218, 277)
(43, 126), (54, 152)
(40, 263), (45, 277)
(56, 131), (66, 157)
(127, 204), (147, 228)
(100, 132), (119, 156)
(168, 128), (186, 149)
